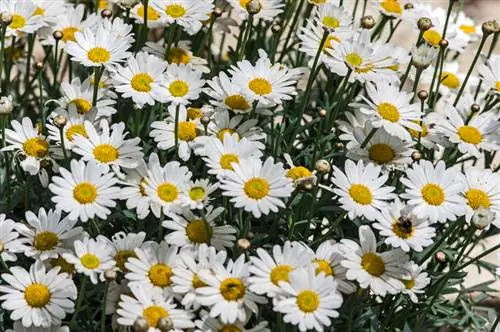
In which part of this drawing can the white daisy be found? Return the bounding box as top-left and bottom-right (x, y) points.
(98, 231), (147, 272)
(477, 54), (500, 95)
(7, 321), (69, 332)
(274, 265), (343, 332)
(227, 0), (284, 22)
(453, 11), (481, 43)
(283, 153), (316, 186)
(372, 0), (410, 18)
(339, 225), (409, 296)
(49, 159), (121, 222)
(150, 0), (213, 35)
(0, 214), (24, 262)
(463, 167), (500, 227)
(181, 179), (218, 209)
(0, 0), (42, 37)
(0, 260), (77, 328)
(46, 107), (96, 150)
(372, 199), (435, 252)
(400, 160), (467, 224)
(145, 39), (209, 73)
(400, 261), (430, 303)
(31, 0), (67, 27)
(204, 71), (254, 114)
(160, 63), (205, 106)
(195, 310), (271, 332)
(314, 3), (351, 30)
(130, 2), (164, 28)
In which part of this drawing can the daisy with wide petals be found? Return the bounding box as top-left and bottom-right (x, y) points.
(315, 3), (352, 30)
(145, 39), (210, 73)
(400, 261), (430, 303)
(98, 231), (147, 272)
(0, 0), (42, 37)
(477, 54), (500, 95)
(151, 0), (213, 35)
(227, 0), (284, 22)
(161, 63), (205, 105)
(204, 71), (254, 114)
(46, 107), (96, 150)
(283, 153), (316, 186)
(400, 160), (466, 224)
(0, 214), (24, 262)
(181, 179), (218, 209)
(463, 167), (500, 227)
(0, 260), (77, 328)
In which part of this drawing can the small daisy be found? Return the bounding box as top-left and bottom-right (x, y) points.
(195, 310), (271, 332)
(0, 214), (24, 262)
(227, 0), (284, 22)
(151, 0), (213, 35)
(98, 231), (147, 272)
(112, 51), (168, 107)
(7, 321), (69, 332)
(399, 261), (430, 303)
(421, 62), (466, 96)
(72, 120), (143, 173)
(197, 255), (267, 324)
(204, 71), (254, 114)
(0, 260), (77, 328)
(160, 63), (205, 106)
(248, 241), (313, 297)
(339, 225), (409, 296)
(477, 55), (500, 95)
(220, 157), (294, 218)
(31, 0), (67, 27)
(330, 159), (396, 221)
(406, 111), (446, 150)
(400, 160), (467, 224)
(130, 2), (164, 28)
(372, 0), (410, 18)
(181, 179), (218, 209)
(372, 199), (435, 252)
(315, 3), (352, 30)
(46, 108), (96, 151)
(49, 159), (121, 222)
(453, 11), (481, 43)
(274, 265), (343, 332)
(283, 153), (316, 186)
(117, 284), (194, 330)
(463, 168), (500, 227)
(0, 0), (42, 37)
(16, 208), (83, 261)
(145, 40), (209, 73)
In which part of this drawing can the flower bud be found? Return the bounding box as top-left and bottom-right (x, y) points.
(272, 24), (281, 33)
(300, 181), (314, 191)
(404, 3), (414, 10)
(417, 17), (432, 32)
(213, 8), (223, 18)
(482, 20), (499, 35)
(0, 95), (13, 115)
(53, 115), (67, 128)
(411, 44), (438, 70)
(472, 208), (495, 230)
(118, 0), (138, 9)
(157, 317), (174, 332)
(133, 318), (149, 332)
(246, 0), (262, 15)
(435, 251), (446, 263)
(101, 8), (113, 19)
(237, 238), (251, 250)
(318, 108), (327, 118)
(104, 269), (117, 281)
(411, 151), (422, 162)
(439, 39), (448, 49)
(470, 103), (480, 114)
(0, 12), (12, 26)
(52, 30), (63, 41)
(315, 159), (331, 174)
(35, 62), (44, 70)
(417, 90), (428, 101)
(246, 231), (254, 239)
(335, 142), (344, 150)
(200, 116), (210, 126)
(361, 15), (376, 30)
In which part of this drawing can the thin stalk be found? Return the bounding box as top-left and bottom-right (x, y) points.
(441, 0), (455, 41)
(238, 14), (254, 61)
(5, 36), (16, 94)
(427, 46), (444, 107)
(69, 277), (88, 329)
(418, 219), (461, 265)
(352, 0), (359, 21)
(52, 39), (60, 89)
(165, 22), (177, 58)
(0, 25), (6, 94)
(329, 69), (352, 126)
(417, 98), (425, 150)
(457, 242), (500, 271)
(362, 0), (368, 17)
(360, 128), (377, 149)
(195, 15), (217, 56)
(174, 104), (180, 151)
(91, 66), (103, 107)
(278, 0), (306, 62)
(140, 0), (149, 48)
(474, 32), (498, 100)
(24, 33), (36, 92)
(400, 31), (424, 90)
(410, 68), (423, 102)
(490, 313), (500, 332)
(370, 15), (389, 41)
(37, 69), (45, 133)
(100, 281), (109, 332)
(59, 127), (69, 164)
(386, 19), (401, 42)
(431, 48), (447, 108)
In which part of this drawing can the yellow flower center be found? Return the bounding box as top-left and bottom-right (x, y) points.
(24, 284), (51, 308)
(423, 30), (442, 47)
(192, 273), (207, 288)
(296, 290), (320, 313)
(65, 124), (88, 141)
(87, 47), (111, 63)
(391, 220), (414, 239)
(322, 34), (341, 53)
(186, 219), (212, 244)
(409, 121), (428, 138)
(244, 178), (270, 200)
(380, 0), (402, 14)
(421, 183), (445, 206)
(169, 80), (189, 97)
(459, 24), (476, 34)
(131, 73), (154, 92)
(178, 121), (198, 141)
(71, 98), (92, 114)
(33, 6), (45, 16)
(217, 128), (238, 141)
(225, 94), (250, 111)
(167, 47), (190, 64)
(314, 259), (334, 276)
(369, 143), (395, 164)
(322, 16), (340, 29)
(80, 253), (100, 269)
(220, 277), (246, 301)
(457, 125), (482, 144)
(137, 5), (160, 21)
(220, 325), (242, 332)
(149, 263), (173, 287)
(157, 183), (178, 202)
(270, 264), (293, 285)
(62, 26), (79, 42)
(466, 188), (491, 210)
(165, 4), (186, 18)
(73, 182), (97, 204)
(115, 250), (136, 271)
(33, 231), (59, 251)
(440, 71), (460, 89)
(23, 137), (49, 158)
(239, 0), (251, 8)
(348, 184), (373, 205)
(189, 186), (206, 201)
(377, 102), (400, 122)
(187, 107), (203, 120)
(495, 81), (500, 92)
(345, 53), (363, 67)
(310, 0), (327, 4)
(403, 278), (415, 289)
(9, 14), (26, 29)
(143, 305), (169, 328)
(361, 252), (385, 276)
(248, 78), (273, 96)
(220, 154), (239, 170)
(286, 166), (312, 180)
(93, 144), (119, 163)
(139, 178), (148, 196)
(50, 256), (75, 274)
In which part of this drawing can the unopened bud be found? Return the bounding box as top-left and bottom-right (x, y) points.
(315, 159), (331, 174)
(417, 90), (428, 101)
(472, 208), (495, 230)
(200, 116), (210, 126)
(133, 317), (149, 332)
(435, 251), (446, 263)
(52, 30), (63, 41)
(361, 15), (376, 30)
(482, 20), (499, 35)
(0, 95), (13, 115)
(417, 17), (433, 32)
(246, 231), (254, 239)
(104, 269), (117, 281)
(470, 103), (480, 114)
(404, 3), (414, 10)
(53, 115), (67, 128)
(35, 62), (44, 70)
(335, 142), (344, 150)
(246, 0), (262, 15)
(411, 151), (422, 162)
(237, 238), (251, 250)
(101, 8), (113, 19)
(318, 108), (327, 118)
(272, 24), (281, 33)
(118, 0), (138, 9)
(439, 39), (448, 49)
(157, 317), (174, 332)
(213, 8), (223, 18)
(0, 12), (12, 26)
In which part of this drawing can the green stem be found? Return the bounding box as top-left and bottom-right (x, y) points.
(24, 33), (36, 92)
(431, 48), (447, 108)
(59, 127), (68, 164)
(52, 39), (59, 89)
(165, 22), (177, 58)
(371, 15), (389, 41)
(100, 281), (109, 332)
(360, 128), (377, 149)
(174, 104), (180, 151)
(0, 25), (6, 94)
(70, 277), (88, 330)
(410, 68), (423, 102)
(441, 0), (454, 41)
(278, 0), (306, 62)
(417, 219), (461, 265)
(490, 313), (500, 332)
(427, 46), (444, 107)
(457, 242), (500, 271)
(92, 66), (103, 107)
(238, 14), (254, 61)
(140, 0), (149, 48)
(38, 69), (45, 133)
(474, 32), (498, 99)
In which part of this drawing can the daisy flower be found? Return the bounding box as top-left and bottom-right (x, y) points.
(453, 11), (481, 43)
(98, 231), (147, 272)
(372, 0), (410, 18)
(463, 167), (500, 227)
(372, 199), (435, 252)
(72, 120), (143, 173)
(229, 50), (303, 106)
(7, 321), (69, 332)
(181, 179), (218, 209)
(195, 310), (271, 332)
(130, 2), (164, 28)
(0, 214), (24, 262)
(284, 153), (316, 186)
(63, 236), (115, 284)
(160, 63), (205, 106)
(400, 160), (467, 224)
(330, 159), (396, 221)
(227, 0), (284, 22)
(0, 260), (77, 328)
(220, 157), (294, 218)
(31, 0), (67, 27)
(145, 39), (210, 73)
(144, 159), (192, 218)
(204, 71), (254, 114)
(15, 208), (83, 261)
(151, 0), (213, 35)
(0, 0), (42, 37)
(477, 54), (500, 95)
(49, 159), (121, 222)
(197, 255), (267, 324)
(314, 3), (352, 30)
(399, 261), (430, 303)
(248, 241), (313, 297)
(46, 108), (96, 150)
(117, 284), (194, 330)
(163, 207), (236, 251)
(274, 265), (343, 332)
(406, 111), (446, 150)
(339, 225), (409, 296)
(112, 51), (168, 107)
(421, 61), (466, 96)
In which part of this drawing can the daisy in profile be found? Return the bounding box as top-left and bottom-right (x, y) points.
(220, 157), (294, 218)
(0, 0), (42, 37)
(7, 321), (69, 332)
(63, 236), (115, 284)
(205, 71), (254, 114)
(453, 11), (481, 43)
(195, 310), (271, 332)
(0, 214), (24, 262)
(181, 179), (218, 210)
(145, 40), (210, 73)
(400, 160), (467, 224)
(15, 208), (83, 261)
(117, 284), (194, 330)
(248, 241), (313, 297)
(160, 63), (205, 105)
(203, 133), (262, 178)
(283, 153), (316, 186)
(98, 231), (147, 272)
(72, 120), (143, 173)
(339, 225), (409, 296)
(477, 55), (500, 95)
(372, 199), (435, 252)
(463, 168), (500, 226)
(406, 111), (446, 150)
(350, 81), (422, 141)
(330, 159), (396, 221)
(0, 260), (77, 328)
(130, 2), (164, 28)
(274, 265), (343, 332)
(49, 159), (121, 222)
(197, 255), (267, 324)
(46, 108), (96, 150)
(227, 0), (284, 22)
(151, 0), (213, 35)
(112, 51), (168, 107)
(372, 0), (409, 18)
(400, 261), (430, 303)
(163, 207), (237, 251)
